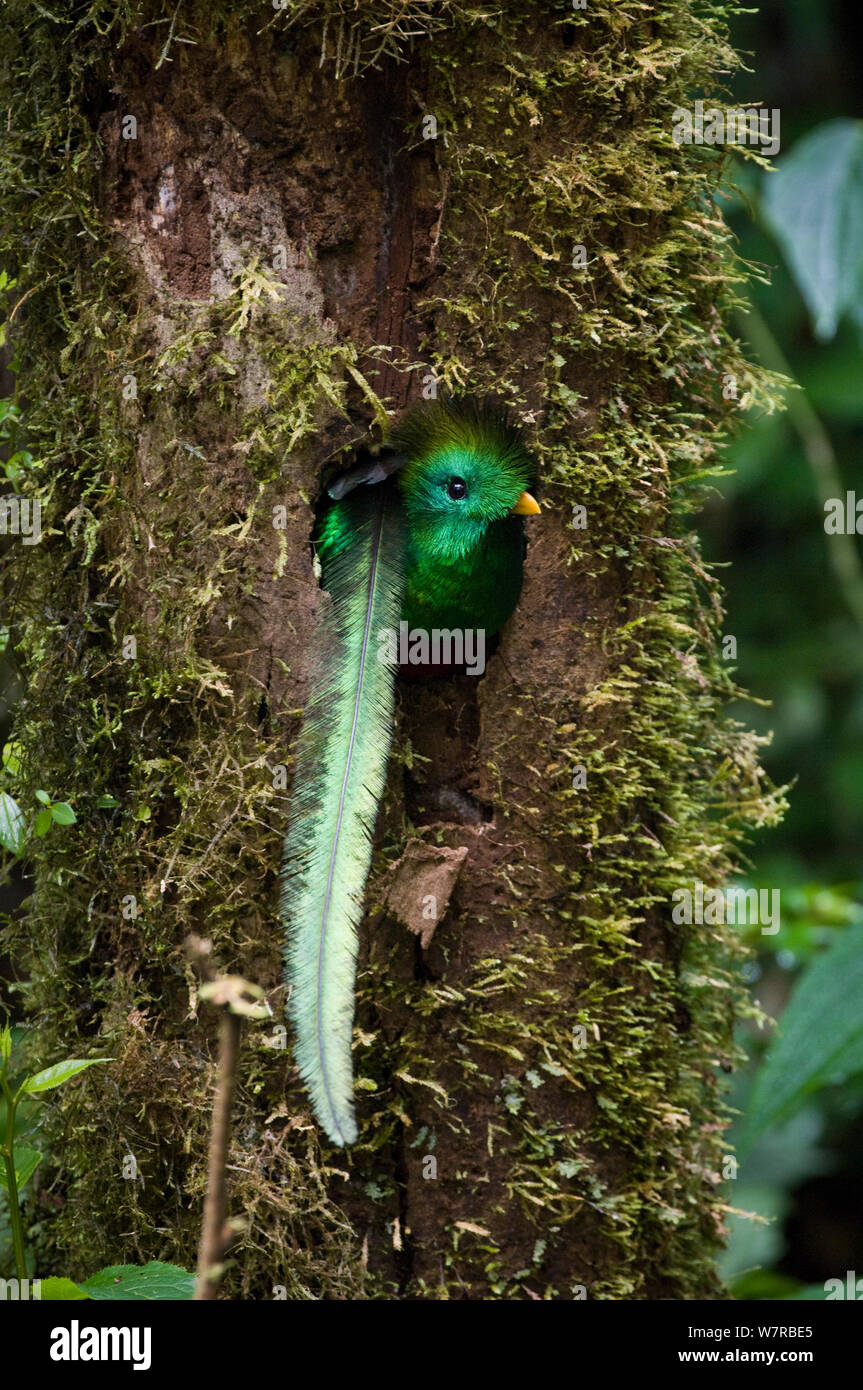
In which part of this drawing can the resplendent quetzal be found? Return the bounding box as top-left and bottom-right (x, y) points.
(280, 398), (540, 1145)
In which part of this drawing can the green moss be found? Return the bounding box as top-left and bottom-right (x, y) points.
(0, 0), (784, 1298)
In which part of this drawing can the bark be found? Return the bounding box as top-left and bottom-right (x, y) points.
(0, 1), (781, 1299)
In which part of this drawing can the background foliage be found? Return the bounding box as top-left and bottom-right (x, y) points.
(704, 0), (863, 1299)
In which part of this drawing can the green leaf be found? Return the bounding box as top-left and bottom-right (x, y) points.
(38, 1278), (90, 1301)
(2, 740), (23, 777)
(784, 1285), (836, 1301)
(51, 802), (77, 826)
(0, 1024), (11, 1064)
(38, 1263), (194, 1302)
(39, 1278), (91, 1301)
(762, 120), (863, 341)
(0, 792), (26, 854)
(96, 794), (120, 809)
(34, 789), (51, 806)
(20, 1057), (108, 1094)
(81, 1262), (195, 1301)
(6, 449), (33, 474)
(0, 1146), (42, 1193)
(741, 922), (863, 1150)
(33, 806), (53, 837)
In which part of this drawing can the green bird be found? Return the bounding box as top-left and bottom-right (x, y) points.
(280, 398), (540, 1145)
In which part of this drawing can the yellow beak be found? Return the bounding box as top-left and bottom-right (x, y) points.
(512, 491), (541, 516)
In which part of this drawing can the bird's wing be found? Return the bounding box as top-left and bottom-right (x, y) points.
(326, 449), (407, 500)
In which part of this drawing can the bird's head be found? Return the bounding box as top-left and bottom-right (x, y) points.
(391, 398), (540, 563)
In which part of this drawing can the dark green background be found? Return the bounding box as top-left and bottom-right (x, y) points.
(705, 0), (863, 1295)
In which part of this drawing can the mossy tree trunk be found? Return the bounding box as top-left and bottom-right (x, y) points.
(0, 1), (780, 1299)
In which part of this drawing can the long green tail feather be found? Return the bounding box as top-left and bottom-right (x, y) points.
(281, 485), (405, 1145)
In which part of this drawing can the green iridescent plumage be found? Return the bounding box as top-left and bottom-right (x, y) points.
(392, 400), (536, 633)
(281, 399), (538, 1146)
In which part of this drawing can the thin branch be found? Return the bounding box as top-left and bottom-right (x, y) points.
(195, 1004), (241, 1300)
(186, 934), (269, 1301)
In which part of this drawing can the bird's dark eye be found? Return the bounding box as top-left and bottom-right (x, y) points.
(446, 476), (467, 500)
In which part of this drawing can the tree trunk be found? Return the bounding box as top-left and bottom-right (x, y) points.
(0, 1), (780, 1299)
